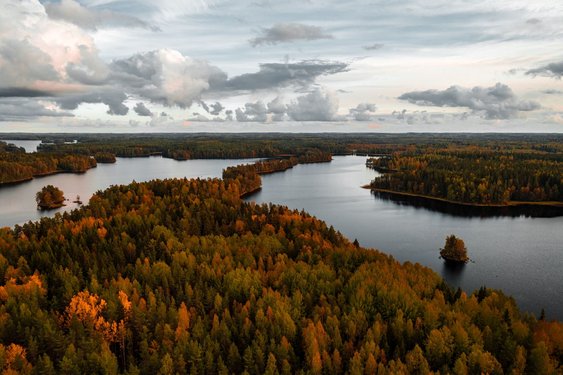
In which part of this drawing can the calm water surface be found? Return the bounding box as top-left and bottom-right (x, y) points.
(2, 139), (42, 152)
(249, 156), (563, 319)
(0, 154), (561, 319)
(0, 156), (257, 227)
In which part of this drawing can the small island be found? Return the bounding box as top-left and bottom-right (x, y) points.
(36, 185), (65, 210)
(94, 152), (117, 163)
(439, 234), (469, 263)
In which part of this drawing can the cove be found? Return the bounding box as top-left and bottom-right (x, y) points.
(248, 155), (563, 319)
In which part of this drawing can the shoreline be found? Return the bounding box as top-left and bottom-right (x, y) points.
(0, 166), (96, 186)
(364, 186), (563, 209)
(0, 176), (34, 186)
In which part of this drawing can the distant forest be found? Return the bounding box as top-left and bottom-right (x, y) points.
(0, 153), (561, 374)
(368, 143), (562, 205)
(2, 133), (562, 190)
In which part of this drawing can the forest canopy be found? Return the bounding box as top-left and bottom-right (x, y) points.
(0, 156), (561, 374)
(439, 235), (469, 263)
(35, 185), (65, 210)
(368, 144), (562, 205)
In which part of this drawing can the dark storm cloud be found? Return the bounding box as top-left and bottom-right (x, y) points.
(249, 23), (332, 47)
(526, 61), (563, 78)
(133, 102), (153, 116)
(216, 60), (349, 92)
(398, 83), (540, 119)
(45, 0), (160, 31)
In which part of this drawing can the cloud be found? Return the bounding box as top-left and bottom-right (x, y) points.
(363, 43), (384, 51)
(0, 98), (74, 121)
(45, 0), (160, 31)
(110, 49), (227, 108)
(398, 83), (540, 119)
(133, 102), (153, 116)
(235, 101), (268, 122)
(267, 96), (287, 121)
(231, 91), (344, 122)
(218, 60), (349, 92)
(526, 61), (563, 78)
(201, 101), (225, 115)
(543, 89), (563, 95)
(0, 88), (52, 98)
(392, 109), (408, 120)
(57, 89), (129, 115)
(391, 109), (446, 125)
(0, 0), (109, 95)
(287, 88), (340, 121)
(250, 23), (332, 47)
(148, 112), (174, 127)
(0, 39), (59, 88)
(349, 103), (377, 121)
(188, 113), (211, 122)
(65, 45), (110, 86)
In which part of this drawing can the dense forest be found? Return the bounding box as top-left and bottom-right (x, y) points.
(21, 133), (563, 160)
(2, 133), (562, 192)
(0, 141), (96, 185)
(36, 136), (340, 160)
(222, 153), (332, 196)
(368, 145), (562, 205)
(0, 157), (561, 374)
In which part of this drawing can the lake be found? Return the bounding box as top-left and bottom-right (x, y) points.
(249, 156), (563, 319)
(2, 139), (42, 153)
(0, 154), (561, 319)
(0, 156), (257, 227)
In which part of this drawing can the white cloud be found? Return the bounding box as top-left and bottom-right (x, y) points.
(287, 88), (341, 121)
(110, 49), (226, 108)
(349, 103), (377, 121)
(0, 0), (103, 94)
(399, 83), (540, 120)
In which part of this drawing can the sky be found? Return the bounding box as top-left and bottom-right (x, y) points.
(1, 0), (563, 133)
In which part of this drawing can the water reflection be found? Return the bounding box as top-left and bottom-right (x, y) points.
(1, 154), (562, 319)
(251, 156), (563, 319)
(372, 191), (563, 218)
(441, 261), (467, 285)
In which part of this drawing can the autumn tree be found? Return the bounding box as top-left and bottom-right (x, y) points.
(440, 235), (469, 263)
(36, 185), (65, 209)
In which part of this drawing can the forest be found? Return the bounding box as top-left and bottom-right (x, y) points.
(368, 144), (562, 205)
(0, 141), (96, 185)
(2, 134), (562, 191)
(0, 156), (561, 374)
